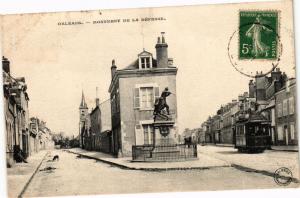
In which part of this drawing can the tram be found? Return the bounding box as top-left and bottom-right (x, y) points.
(235, 112), (271, 153)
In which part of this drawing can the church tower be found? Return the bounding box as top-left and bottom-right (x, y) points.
(79, 91), (88, 148)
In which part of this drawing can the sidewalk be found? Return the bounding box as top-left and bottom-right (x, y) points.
(271, 145), (298, 152)
(211, 143), (298, 152)
(66, 148), (230, 171)
(199, 145), (300, 183)
(6, 150), (48, 198)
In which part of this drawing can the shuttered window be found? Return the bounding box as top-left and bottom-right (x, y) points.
(277, 103), (282, 117)
(140, 87), (153, 109)
(154, 87), (160, 103)
(134, 88), (140, 108)
(143, 125), (154, 145)
(277, 125), (283, 140)
(134, 86), (159, 109)
(290, 123), (295, 140)
(283, 99), (288, 116)
(289, 97), (294, 115)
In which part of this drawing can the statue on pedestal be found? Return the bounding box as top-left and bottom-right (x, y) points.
(153, 87), (172, 121)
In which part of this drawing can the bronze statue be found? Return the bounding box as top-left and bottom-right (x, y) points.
(153, 87), (172, 121)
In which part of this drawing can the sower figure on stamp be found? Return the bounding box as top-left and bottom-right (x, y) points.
(245, 15), (273, 57)
(154, 87), (172, 121)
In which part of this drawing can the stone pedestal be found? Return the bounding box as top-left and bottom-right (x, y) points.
(153, 120), (176, 146)
(149, 119), (181, 161)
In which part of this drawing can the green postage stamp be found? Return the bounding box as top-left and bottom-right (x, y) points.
(239, 11), (278, 60)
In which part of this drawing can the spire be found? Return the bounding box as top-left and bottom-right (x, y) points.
(80, 90), (88, 109)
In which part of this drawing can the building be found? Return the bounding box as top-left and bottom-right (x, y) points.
(202, 118), (212, 143)
(108, 32), (178, 156)
(90, 97), (101, 150)
(79, 90), (113, 152)
(3, 56), (30, 166)
(274, 78), (297, 146)
(96, 99), (112, 153)
(29, 117), (39, 155)
(220, 101), (237, 144)
(211, 114), (222, 143)
(3, 56), (54, 167)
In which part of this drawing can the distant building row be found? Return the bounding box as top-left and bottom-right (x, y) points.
(3, 57), (54, 167)
(192, 68), (296, 147)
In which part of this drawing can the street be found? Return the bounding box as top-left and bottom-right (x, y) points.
(23, 147), (298, 197)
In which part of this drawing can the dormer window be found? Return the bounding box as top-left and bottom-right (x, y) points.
(141, 57), (151, 69)
(138, 50), (153, 69)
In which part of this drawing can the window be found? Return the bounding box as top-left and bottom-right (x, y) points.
(283, 99), (288, 116)
(289, 97), (294, 115)
(141, 87), (153, 109)
(141, 57), (151, 69)
(277, 125), (283, 140)
(290, 123), (295, 140)
(134, 86), (159, 109)
(143, 125), (154, 145)
(277, 103), (282, 117)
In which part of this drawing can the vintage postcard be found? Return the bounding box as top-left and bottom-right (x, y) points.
(1, 0), (298, 197)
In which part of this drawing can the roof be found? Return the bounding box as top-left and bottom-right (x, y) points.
(237, 112), (270, 124)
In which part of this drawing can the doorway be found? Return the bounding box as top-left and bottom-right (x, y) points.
(284, 125), (288, 145)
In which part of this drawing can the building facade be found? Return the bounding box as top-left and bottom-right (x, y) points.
(274, 79), (297, 146)
(3, 57), (30, 166)
(108, 33), (178, 156)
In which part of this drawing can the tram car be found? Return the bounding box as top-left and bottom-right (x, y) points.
(235, 112), (271, 153)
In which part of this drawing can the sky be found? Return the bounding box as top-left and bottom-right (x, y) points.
(1, 0), (295, 136)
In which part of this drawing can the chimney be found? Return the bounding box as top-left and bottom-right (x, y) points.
(271, 67), (282, 81)
(255, 73), (266, 101)
(248, 80), (255, 98)
(2, 56), (10, 74)
(96, 87), (100, 106)
(111, 59), (117, 80)
(155, 32), (168, 68)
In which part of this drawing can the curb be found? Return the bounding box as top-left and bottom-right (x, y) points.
(269, 148), (299, 152)
(215, 144), (235, 148)
(17, 151), (48, 198)
(65, 150), (230, 171)
(231, 164), (300, 184)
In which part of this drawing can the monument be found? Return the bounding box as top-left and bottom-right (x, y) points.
(132, 87), (197, 162)
(153, 87), (176, 146)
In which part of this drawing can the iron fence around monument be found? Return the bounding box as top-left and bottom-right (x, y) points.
(132, 144), (198, 162)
